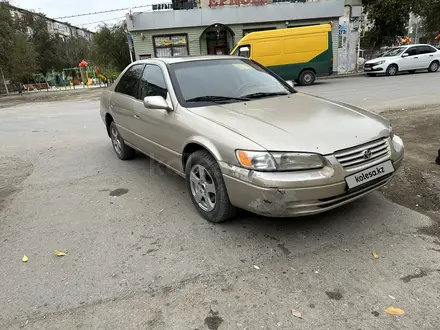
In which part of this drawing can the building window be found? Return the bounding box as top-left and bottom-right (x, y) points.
(153, 34), (189, 57)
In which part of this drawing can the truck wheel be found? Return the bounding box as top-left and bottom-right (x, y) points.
(299, 70), (316, 86)
(185, 150), (236, 223)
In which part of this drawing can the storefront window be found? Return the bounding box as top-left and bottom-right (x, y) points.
(153, 34), (189, 57)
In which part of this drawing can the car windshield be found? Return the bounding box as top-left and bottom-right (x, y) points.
(169, 58), (292, 106)
(382, 47), (406, 57)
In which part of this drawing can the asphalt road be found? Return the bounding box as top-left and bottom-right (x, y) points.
(297, 70), (440, 112)
(1, 74), (440, 329)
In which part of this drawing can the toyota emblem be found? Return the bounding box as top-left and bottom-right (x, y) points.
(363, 149), (372, 159)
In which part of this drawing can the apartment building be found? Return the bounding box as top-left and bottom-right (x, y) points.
(6, 3), (94, 41)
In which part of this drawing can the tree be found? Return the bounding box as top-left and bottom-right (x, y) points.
(90, 22), (131, 72)
(362, 0), (421, 49)
(9, 33), (38, 82)
(0, 1), (15, 73)
(0, 1), (39, 91)
(417, 0), (440, 39)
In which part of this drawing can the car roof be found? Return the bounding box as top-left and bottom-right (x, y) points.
(134, 55), (244, 65)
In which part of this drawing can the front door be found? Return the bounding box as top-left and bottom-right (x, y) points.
(401, 46), (420, 70)
(132, 64), (181, 170)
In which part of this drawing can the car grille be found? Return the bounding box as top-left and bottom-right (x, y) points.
(364, 63), (373, 68)
(334, 137), (390, 169)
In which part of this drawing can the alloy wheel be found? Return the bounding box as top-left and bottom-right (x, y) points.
(189, 164), (216, 212)
(111, 126), (122, 155)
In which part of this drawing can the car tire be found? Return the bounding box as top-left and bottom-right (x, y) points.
(299, 70), (316, 86)
(109, 121), (135, 160)
(386, 64), (398, 76)
(367, 73), (377, 77)
(428, 61), (439, 73)
(185, 150), (236, 223)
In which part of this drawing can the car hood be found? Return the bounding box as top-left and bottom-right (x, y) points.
(366, 57), (390, 64)
(189, 93), (390, 155)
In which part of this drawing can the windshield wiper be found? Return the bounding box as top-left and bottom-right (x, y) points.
(185, 95), (250, 103)
(241, 92), (289, 99)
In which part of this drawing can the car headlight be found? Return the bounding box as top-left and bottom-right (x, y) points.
(235, 150), (325, 171)
(373, 60), (385, 65)
(389, 124), (394, 139)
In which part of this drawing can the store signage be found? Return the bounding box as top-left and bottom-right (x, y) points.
(209, 0), (267, 7)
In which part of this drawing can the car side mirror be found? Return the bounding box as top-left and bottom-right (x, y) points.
(143, 96), (172, 111)
(402, 53), (409, 58)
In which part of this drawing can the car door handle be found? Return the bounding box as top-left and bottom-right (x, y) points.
(429, 55), (434, 57)
(414, 57), (418, 59)
(133, 114), (139, 119)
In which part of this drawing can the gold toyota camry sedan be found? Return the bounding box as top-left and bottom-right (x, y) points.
(100, 56), (404, 223)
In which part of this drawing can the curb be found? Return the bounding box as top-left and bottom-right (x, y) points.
(319, 72), (365, 80)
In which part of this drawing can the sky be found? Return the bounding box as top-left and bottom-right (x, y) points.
(10, 0), (163, 31)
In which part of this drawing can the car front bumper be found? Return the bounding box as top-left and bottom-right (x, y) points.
(364, 64), (386, 72)
(220, 136), (404, 217)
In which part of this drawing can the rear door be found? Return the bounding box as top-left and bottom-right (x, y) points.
(416, 45), (434, 68)
(110, 64), (145, 146)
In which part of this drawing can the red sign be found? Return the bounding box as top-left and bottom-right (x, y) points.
(209, 0), (267, 7)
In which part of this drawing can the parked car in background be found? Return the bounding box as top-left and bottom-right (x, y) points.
(101, 56), (404, 223)
(364, 44), (440, 76)
(231, 24), (334, 86)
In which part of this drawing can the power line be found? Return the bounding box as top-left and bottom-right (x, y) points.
(79, 16), (126, 26)
(54, 5), (151, 20)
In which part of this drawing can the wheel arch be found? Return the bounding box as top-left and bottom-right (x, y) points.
(299, 67), (317, 76)
(181, 137), (222, 171)
(104, 113), (114, 137)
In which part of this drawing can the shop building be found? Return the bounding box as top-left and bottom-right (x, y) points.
(126, 0), (345, 71)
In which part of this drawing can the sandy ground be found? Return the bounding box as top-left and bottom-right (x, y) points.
(381, 107), (440, 243)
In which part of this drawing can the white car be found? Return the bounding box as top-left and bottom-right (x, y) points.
(364, 44), (440, 76)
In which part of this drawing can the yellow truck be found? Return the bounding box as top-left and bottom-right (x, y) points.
(231, 24), (334, 85)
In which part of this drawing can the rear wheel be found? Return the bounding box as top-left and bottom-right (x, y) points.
(428, 61), (439, 72)
(299, 70), (316, 86)
(386, 64), (398, 76)
(109, 121), (135, 160)
(185, 150), (236, 223)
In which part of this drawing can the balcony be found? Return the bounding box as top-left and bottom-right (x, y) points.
(127, 0), (344, 31)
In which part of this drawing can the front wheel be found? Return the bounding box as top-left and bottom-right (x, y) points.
(386, 64), (398, 76)
(185, 150), (236, 223)
(299, 70), (316, 86)
(428, 61), (439, 72)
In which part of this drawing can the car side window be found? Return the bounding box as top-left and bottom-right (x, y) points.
(427, 46), (437, 53)
(115, 64), (144, 98)
(405, 47), (418, 56)
(417, 46), (430, 54)
(138, 65), (168, 100)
